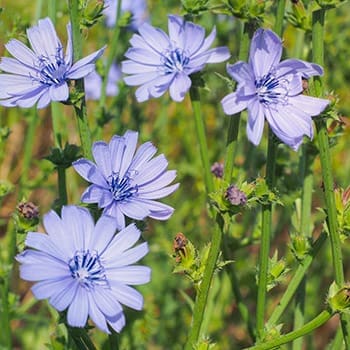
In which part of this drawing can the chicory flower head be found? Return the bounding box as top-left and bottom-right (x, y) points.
(16, 206), (151, 333)
(122, 15), (230, 102)
(73, 130), (179, 230)
(104, 0), (148, 31)
(0, 17), (105, 109)
(221, 28), (329, 150)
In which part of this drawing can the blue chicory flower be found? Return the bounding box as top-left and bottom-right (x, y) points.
(84, 63), (121, 100)
(104, 0), (148, 31)
(121, 14), (230, 102)
(73, 130), (179, 230)
(221, 28), (329, 150)
(16, 205), (151, 333)
(0, 17), (105, 109)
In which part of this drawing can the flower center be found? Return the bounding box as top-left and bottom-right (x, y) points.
(108, 172), (138, 202)
(36, 46), (68, 85)
(69, 250), (108, 289)
(161, 48), (190, 74)
(255, 73), (289, 105)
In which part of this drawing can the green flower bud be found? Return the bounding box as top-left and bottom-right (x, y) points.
(328, 282), (350, 313)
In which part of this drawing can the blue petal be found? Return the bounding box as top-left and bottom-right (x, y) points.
(61, 206), (95, 251)
(87, 293), (110, 333)
(105, 242), (149, 268)
(68, 46), (106, 78)
(107, 266), (151, 285)
(135, 199), (175, 220)
(88, 214), (118, 254)
(26, 17), (62, 58)
(138, 22), (170, 53)
(31, 277), (73, 300)
(5, 39), (37, 67)
(119, 200), (150, 220)
(169, 72), (191, 102)
(92, 141), (112, 179)
(49, 83), (69, 102)
(67, 287), (89, 327)
(107, 312), (125, 333)
(81, 185), (113, 207)
(249, 29), (282, 78)
(91, 287), (122, 317)
(246, 99), (265, 146)
(109, 282), (144, 310)
(103, 223), (141, 256)
(72, 158), (107, 187)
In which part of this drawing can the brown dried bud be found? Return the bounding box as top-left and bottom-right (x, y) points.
(17, 202), (39, 220)
(173, 232), (188, 263)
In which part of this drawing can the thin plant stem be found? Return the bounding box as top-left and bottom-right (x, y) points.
(67, 326), (97, 350)
(184, 214), (224, 350)
(247, 310), (334, 350)
(0, 108), (39, 349)
(293, 146), (314, 350)
(108, 329), (120, 350)
(68, 0), (93, 159)
(312, 8), (350, 346)
(0, 279), (11, 349)
(255, 1), (285, 338)
(328, 327), (345, 350)
(48, 0), (68, 211)
(223, 242), (255, 341)
(57, 166), (68, 207)
(20, 109), (39, 196)
(34, 0), (44, 21)
(223, 21), (253, 183)
(266, 231), (327, 328)
(255, 131), (277, 338)
(189, 87), (214, 194)
(184, 86), (218, 349)
(98, 0), (122, 131)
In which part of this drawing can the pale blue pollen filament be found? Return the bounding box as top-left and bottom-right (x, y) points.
(162, 48), (190, 74)
(255, 72), (288, 105)
(36, 46), (68, 85)
(69, 250), (108, 289)
(108, 172), (138, 202)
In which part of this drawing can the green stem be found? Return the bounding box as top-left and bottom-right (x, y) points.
(255, 1), (285, 338)
(68, 0), (93, 159)
(274, 0), (286, 38)
(248, 310), (333, 350)
(48, 0), (56, 22)
(184, 85), (220, 349)
(67, 326), (97, 350)
(20, 109), (39, 196)
(292, 278), (306, 350)
(223, 243), (255, 341)
(189, 87), (214, 194)
(98, 0), (122, 128)
(328, 327), (344, 350)
(223, 21), (253, 183)
(312, 9), (350, 346)
(293, 146), (314, 350)
(108, 330), (120, 350)
(266, 231), (327, 328)
(35, 0), (44, 21)
(256, 131), (277, 338)
(0, 278), (11, 349)
(57, 166), (68, 207)
(184, 215), (224, 350)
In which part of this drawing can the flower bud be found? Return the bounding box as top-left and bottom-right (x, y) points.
(328, 282), (350, 313)
(225, 184), (247, 206)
